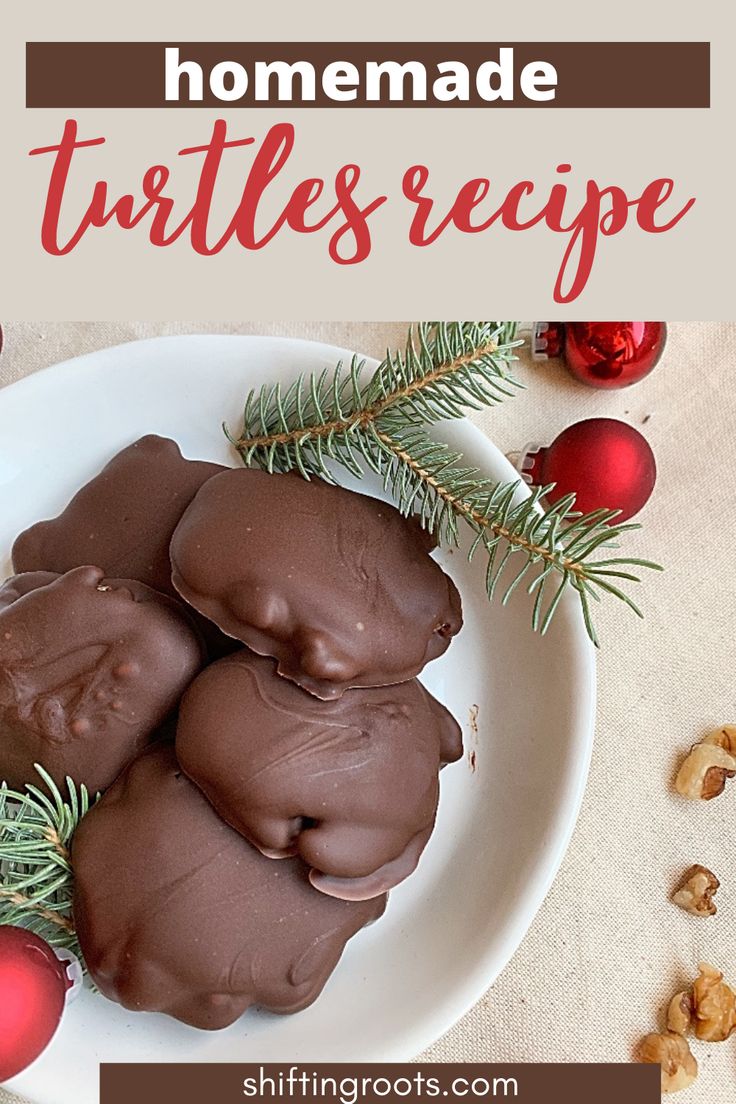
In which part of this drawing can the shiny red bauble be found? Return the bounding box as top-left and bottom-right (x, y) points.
(0, 927), (74, 1082)
(533, 322), (666, 389)
(522, 418), (657, 521)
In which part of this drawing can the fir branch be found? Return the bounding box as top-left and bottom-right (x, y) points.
(0, 766), (90, 962)
(227, 321), (522, 473)
(226, 321), (661, 644)
(369, 424), (660, 646)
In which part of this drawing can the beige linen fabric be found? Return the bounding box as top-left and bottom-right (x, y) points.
(1, 321), (735, 1102)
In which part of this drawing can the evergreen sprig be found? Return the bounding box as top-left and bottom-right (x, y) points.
(226, 321), (661, 644)
(369, 424), (658, 645)
(0, 767), (90, 960)
(227, 321), (522, 479)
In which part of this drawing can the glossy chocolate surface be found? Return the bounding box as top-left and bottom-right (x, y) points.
(0, 567), (203, 791)
(177, 649), (462, 899)
(13, 435), (225, 598)
(72, 744), (385, 1029)
(171, 469), (462, 698)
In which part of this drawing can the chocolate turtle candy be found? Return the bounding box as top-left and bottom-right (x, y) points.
(72, 744), (385, 1029)
(13, 435), (226, 598)
(177, 649), (462, 900)
(171, 469), (463, 699)
(0, 567), (203, 792)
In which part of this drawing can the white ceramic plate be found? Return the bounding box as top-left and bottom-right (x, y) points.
(0, 336), (595, 1104)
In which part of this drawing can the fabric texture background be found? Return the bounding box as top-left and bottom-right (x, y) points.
(1, 321), (735, 1102)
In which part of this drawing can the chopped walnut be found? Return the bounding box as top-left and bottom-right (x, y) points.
(692, 962), (736, 1041)
(672, 865), (720, 917)
(702, 724), (736, 754)
(667, 990), (694, 1035)
(637, 1031), (698, 1093)
(675, 742), (736, 800)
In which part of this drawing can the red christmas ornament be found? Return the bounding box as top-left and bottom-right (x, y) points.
(532, 322), (667, 388)
(0, 926), (80, 1082)
(521, 418), (657, 522)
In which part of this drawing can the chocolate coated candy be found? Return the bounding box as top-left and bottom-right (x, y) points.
(171, 469), (463, 699)
(0, 567), (203, 791)
(72, 744), (385, 1029)
(12, 435), (226, 598)
(0, 571), (58, 610)
(177, 649), (462, 900)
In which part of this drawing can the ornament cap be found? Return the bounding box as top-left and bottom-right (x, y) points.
(515, 443), (547, 485)
(531, 322), (564, 360)
(55, 946), (83, 1003)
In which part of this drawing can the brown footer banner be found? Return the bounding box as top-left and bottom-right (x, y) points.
(99, 1062), (660, 1104)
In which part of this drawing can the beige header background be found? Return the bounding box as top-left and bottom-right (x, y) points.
(0, 0), (734, 318)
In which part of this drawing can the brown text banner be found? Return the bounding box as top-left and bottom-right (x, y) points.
(26, 42), (709, 109)
(99, 1062), (661, 1104)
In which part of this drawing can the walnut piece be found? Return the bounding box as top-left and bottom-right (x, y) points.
(702, 724), (736, 754)
(637, 1031), (698, 1093)
(692, 962), (736, 1041)
(672, 865), (720, 917)
(667, 990), (694, 1035)
(675, 742), (736, 800)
